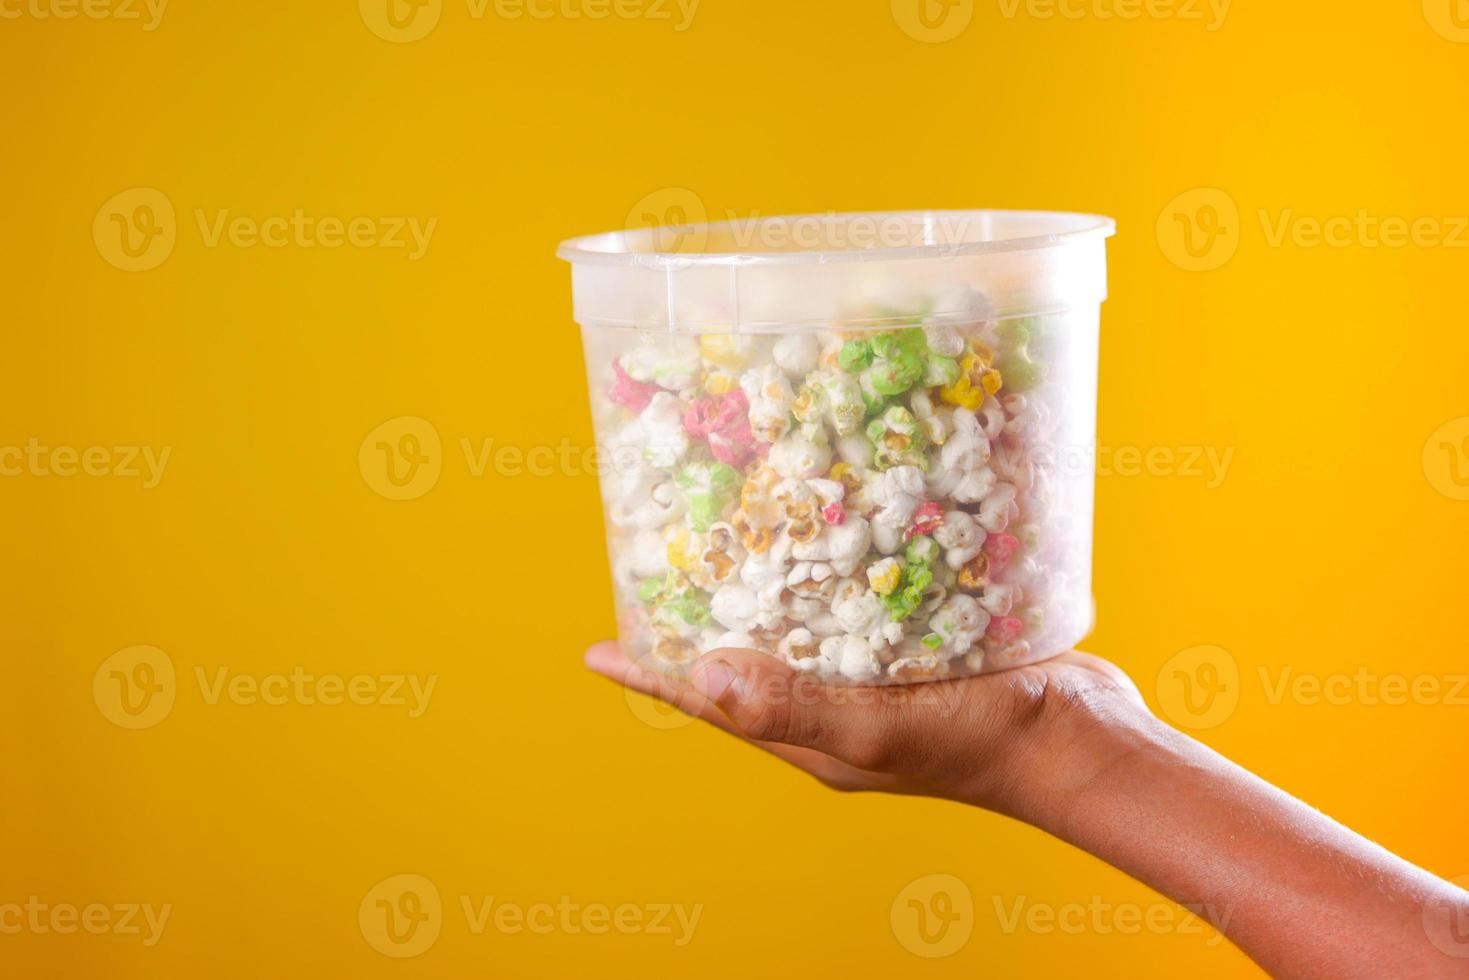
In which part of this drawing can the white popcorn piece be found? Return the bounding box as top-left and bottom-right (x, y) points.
(791, 515), (870, 578)
(933, 510), (985, 569)
(922, 322), (965, 358)
(768, 425), (832, 480)
(622, 336), (702, 391)
(977, 483), (1018, 533)
(868, 465), (926, 554)
(978, 583), (1015, 617)
(740, 365), (795, 443)
(929, 594), (990, 658)
(710, 583), (761, 633)
(622, 529), (671, 582)
(778, 627), (822, 670)
(619, 392), (689, 470)
(830, 577), (885, 638)
(818, 635), (881, 683)
(835, 431), (875, 470)
(706, 630), (758, 653)
(772, 333), (820, 378)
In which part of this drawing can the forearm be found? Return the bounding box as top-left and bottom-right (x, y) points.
(999, 697), (1469, 979)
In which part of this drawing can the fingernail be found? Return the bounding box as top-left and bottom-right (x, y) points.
(696, 663), (739, 701)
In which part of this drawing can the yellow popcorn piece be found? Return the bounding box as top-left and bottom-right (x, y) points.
(665, 525), (701, 573)
(867, 558), (903, 596)
(702, 370), (738, 395)
(981, 368), (1004, 397)
(700, 335), (753, 370)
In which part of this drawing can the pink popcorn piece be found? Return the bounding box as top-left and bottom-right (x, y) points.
(684, 390), (757, 467)
(904, 501), (944, 542)
(822, 502), (847, 526)
(983, 532), (1020, 572)
(609, 358), (660, 412)
(986, 615), (1024, 646)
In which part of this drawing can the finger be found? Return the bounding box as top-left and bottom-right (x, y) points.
(690, 647), (908, 773)
(585, 642), (897, 791)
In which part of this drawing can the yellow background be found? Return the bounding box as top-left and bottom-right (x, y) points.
(4, 0), (1469, 976)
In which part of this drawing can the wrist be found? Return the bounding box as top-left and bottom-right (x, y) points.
(975, 681), (1173, 831)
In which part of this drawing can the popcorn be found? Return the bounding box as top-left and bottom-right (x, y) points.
(772, 333), (820, 378)
(768, 424), (833, 480)
(675, 461), (742, 532)
(740, 365), (795, 443)
(933, 510), (985, 569)
(977, 482), (1019, 533)
(621, 336), (701, 391)
(621, 392), (690, 470)
(792, 515), (871, 578)
(609, 357), (662, 412)
(867, 557), (902, 596)
(818, 634), (882, 683)
(684, 390), (757, 467)
(779, 627), (822, 669)
(599, 303), (1077, 686)
(928, 594), (990, 657)
(866, 405), (928, 471)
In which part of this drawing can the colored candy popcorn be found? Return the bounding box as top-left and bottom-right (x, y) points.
(562, 209), (1114, 685)
(584, 306), (1094, 685)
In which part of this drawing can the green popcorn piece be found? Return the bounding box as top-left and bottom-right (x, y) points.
(838, 338), (873, 373)
(819, 372), (865, 434)
(636, 578), (664, 604)
(863, 330), (928, 397)
(866, 405), (929, 471)
(923, 354), (961, 387)
(996, 317), (1048, 393)
(922, 632), (944, 650)
(656, 587), (712, 629)
(905, 535), (940, 565)
(675, 460), (741, 532)
(881, 560), (935, 622)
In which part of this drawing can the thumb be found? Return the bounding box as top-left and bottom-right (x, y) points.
(692, 648), (892, 770)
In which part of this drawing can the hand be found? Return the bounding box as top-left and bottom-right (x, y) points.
(584, 641), (1151, 820)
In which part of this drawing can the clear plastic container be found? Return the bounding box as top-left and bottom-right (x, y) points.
(558, 210), (1115, 685)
